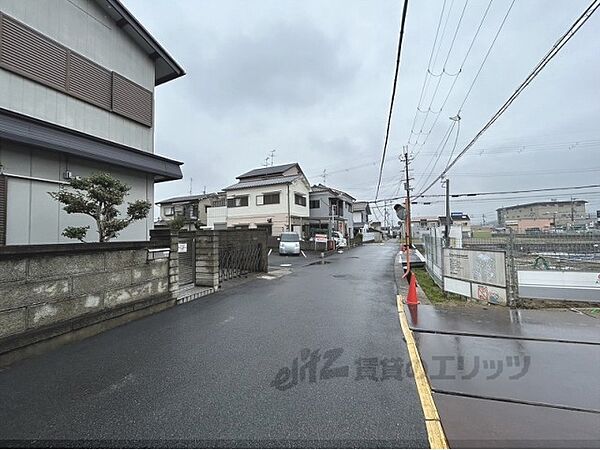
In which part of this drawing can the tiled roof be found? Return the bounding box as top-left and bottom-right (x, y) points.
(156, 193), (218, 204)
(311, 184), (356, 201)
(224, 175), (301, 191)
(237, 163), (298, 179)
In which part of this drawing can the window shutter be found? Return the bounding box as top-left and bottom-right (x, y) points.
(112, 72), (153, 127)
(0, 14), (67, 91)
(68, 52), (112, 110)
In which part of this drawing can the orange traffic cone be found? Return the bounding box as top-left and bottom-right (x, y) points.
(406, 271), (419, 305)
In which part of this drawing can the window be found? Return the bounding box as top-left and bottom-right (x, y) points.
(295, 194), (306, 206)
(227, 196), (249, 207)
(346, 202), (352, 212)
(310, 200), (320, 209)
(263, 193), (280, 205)
(164, 206), (174, 216)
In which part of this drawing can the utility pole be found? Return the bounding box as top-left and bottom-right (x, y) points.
(321, 169), (327, 185)
(444, 178), (450, 246)
(401, 146), (412, 248)
(270, 149), (276, 167)
(189, 177), (193, 195)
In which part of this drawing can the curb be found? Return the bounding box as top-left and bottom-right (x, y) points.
(396, 295), (448, 449)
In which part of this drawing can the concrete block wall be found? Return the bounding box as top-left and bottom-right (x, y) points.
(195, 231), (219, 288)
(0, 245), (169, 341)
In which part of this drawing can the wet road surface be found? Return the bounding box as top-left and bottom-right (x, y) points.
(404, 303), (600, 447)
(0, 243), (428, 447)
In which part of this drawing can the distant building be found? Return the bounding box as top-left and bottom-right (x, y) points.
(504, 218), (553, 233)
(497, 200), (587, 229)
(308, 184), (355, 238)
(437, 213), (471, 238)
(208, 163), (310, 236)
(156, 193), (219, 229)
(352, 202), (371, 236)
(412, 216), (439, 239)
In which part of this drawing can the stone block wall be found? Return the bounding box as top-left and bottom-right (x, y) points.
(0, 242), (171, 346)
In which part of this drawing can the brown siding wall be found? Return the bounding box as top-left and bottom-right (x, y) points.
(0, 12), (153, 127)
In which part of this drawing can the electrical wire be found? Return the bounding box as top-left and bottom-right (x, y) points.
(414, 0), (600, 199)
(375, 0), (410, 200)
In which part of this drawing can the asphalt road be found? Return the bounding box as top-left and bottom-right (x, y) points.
(0, 242), (428, 447)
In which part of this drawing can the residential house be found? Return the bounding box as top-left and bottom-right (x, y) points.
(352, 201), (371, 236)
(438, 213), (472, 238)
(308, 184), (355, 238)
(0, 0), (184, 245)
(412, 216), (440, 239)
(207, 163), (310, 236)
(155, 193), (219, 230)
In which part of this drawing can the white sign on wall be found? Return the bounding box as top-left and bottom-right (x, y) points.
(443, 248), (506, 287)
(443, 277), (471, 297)
(178, 243), (188, 253)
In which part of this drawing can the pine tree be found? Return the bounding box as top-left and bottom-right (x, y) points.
(49, 173), (151, 242)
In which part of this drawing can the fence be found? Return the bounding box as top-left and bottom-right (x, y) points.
(423, 229), (444, 289)
(422, 227), (511, 306)
(464, 231), (600, 304)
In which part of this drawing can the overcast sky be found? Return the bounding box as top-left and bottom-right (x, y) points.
(124, 0), (600, 225)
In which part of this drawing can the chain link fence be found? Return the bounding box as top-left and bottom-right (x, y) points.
(464, 232), (600, 272)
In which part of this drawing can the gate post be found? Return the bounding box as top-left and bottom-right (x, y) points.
(195, 230), (220, 289)
(168, 230), (179, 298)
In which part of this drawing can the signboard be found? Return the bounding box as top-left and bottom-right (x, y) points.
(443, 248), (506, 287)
(314, 234), (328, 243)
(178, 243), (188, 253)
(471, 283), (507, 305)
(443, 277), (471, 297)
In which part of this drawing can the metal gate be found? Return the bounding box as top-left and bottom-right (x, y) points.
(178, 237), (195, 285)
(219, 243), (262, 283)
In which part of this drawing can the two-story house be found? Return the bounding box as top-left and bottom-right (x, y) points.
(0, 0), (184, 245)
(208, 163), (310, 236)
(309, 184), (355, 239)
(352, 201), (371, 236)
(155, 193), (219, 230)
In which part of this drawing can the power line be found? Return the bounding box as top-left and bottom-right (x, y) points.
(410, 0), (495, 153)
(413, 0), (468, 141)
(375, 0), (410, 200)
(413, 0), (515, 158)
(415, 0), (600, 199)
(457, 0), (516, 112)
(370, 183), (600, 204)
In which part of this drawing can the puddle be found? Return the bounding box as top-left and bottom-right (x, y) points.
(332, 274), (348, 278)
(308, 260), (331, 265)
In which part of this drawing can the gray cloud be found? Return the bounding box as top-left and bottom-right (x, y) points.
(124, 0), (600, 222)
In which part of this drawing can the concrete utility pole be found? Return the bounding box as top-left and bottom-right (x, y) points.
(444, 178), (450, 246)
(270, 149), (276, 167)
(401, 146), (412, 248)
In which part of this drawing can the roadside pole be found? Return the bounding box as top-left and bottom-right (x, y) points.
(402, 146), (412, 276)
(444, 178), (450, 247)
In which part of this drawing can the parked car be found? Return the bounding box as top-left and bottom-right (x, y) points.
(279, 232), (301, 255)
(332, 231), (347, 248)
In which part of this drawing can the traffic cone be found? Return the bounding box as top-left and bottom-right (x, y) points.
(406, 271), (419, 305)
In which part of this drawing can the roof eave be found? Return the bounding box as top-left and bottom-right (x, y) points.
(99, 0), (185, 86)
